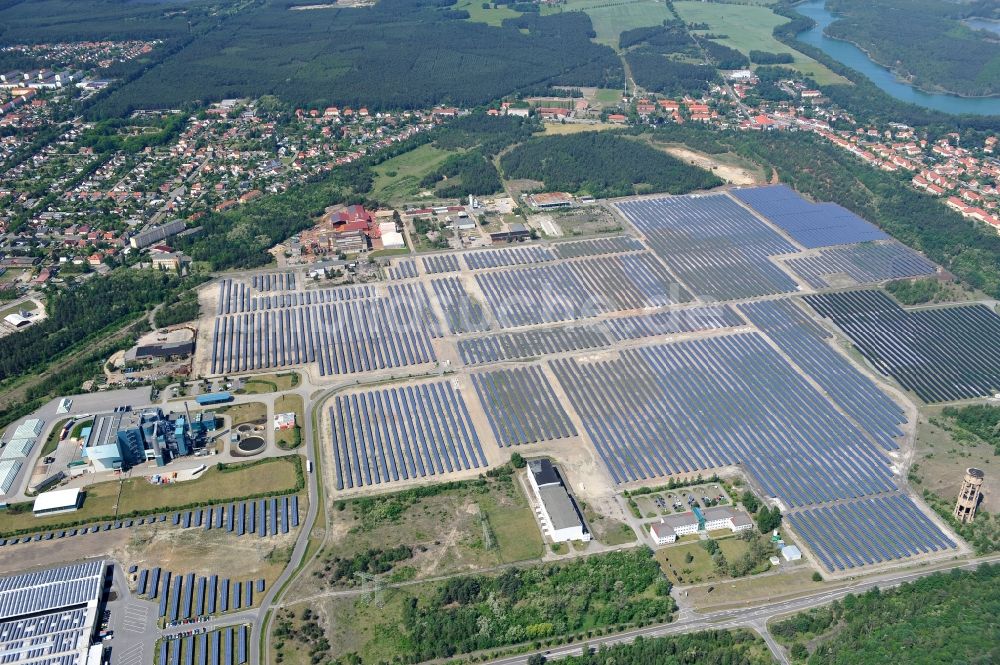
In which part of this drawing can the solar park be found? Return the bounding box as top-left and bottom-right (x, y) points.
(160, 625), (251, 665)
(189, 186), (995, 573)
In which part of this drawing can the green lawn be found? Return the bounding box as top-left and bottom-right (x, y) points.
(545, 0), (673, 49)
(239, 372), (299, 394)
(217, 401), (267, 426)
(274, 394), (304, 450)
(372, 143), (456, 204)
(0, 456), (302, 535)
(479, 482), (543, 562)
(0, 299), (38, 319)
(673, 1), (848, 85)
(40, 418), (70, 457)
(594, 87), (624, 104)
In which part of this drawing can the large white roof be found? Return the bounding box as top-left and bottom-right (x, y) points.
(32, 487), (81, 513)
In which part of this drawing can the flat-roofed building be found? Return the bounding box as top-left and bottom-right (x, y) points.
(527, 459), (590, 543)
(32, 487), (83, 516)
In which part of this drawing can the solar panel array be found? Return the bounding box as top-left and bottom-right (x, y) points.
(784, 241), (936, 289)
(161, 625), (250, 665)
(552, 236), (645, 259)
(731, 185), (888, 248)
(137, 566), (264, 620)
(805, 290), (1000, 402)
(0, 495), (300, 545)
(604, 304), (745, 341)
(475, 263), (599, 327)
(616, 195), (799, 300)
(421, 254), (462, 274)
(0, 560), (104, 621)
(0, 606), (89, 665)
(0, 460), (21, 494)
(431, 277), (492, 334)
(787, 493), (956, 571)
(739, 299), (906, 450)
(472, 366), (577, 447)
(386, 258), (417, 280)
(475, 256), (690, 328)
(251, 272), (296, 291)
(457, 324), (612, 365)
(464, 245), (556, 270)
(549, 333), (897, 507)
(328, 381), (488, 489)
(209, 284), (438, 376)
(216, 279), (375, 315)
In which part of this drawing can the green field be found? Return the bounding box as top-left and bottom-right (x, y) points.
(0, 456), (301, 535)
(239, 372), (299, 394)
(372, 143), (456, 204)
(456, 0), (521, 27)
(673, 1), (848, 85)
(545, 0), (673, 48)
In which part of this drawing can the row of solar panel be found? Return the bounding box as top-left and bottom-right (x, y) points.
(787, 493), (956, 571)
(421, 254), (461, 274)
(251, 273), (296, 292)
(464, 245), (556, 270)
(216, 279), (375, 315)
(166, 496), (300, 537)
(385, 258), (417, 280)
(209, 287), (438, 376)
(472, 366), (577, 447)
(552, 236), (645, 259)
(805, 290), (1000, 402)
(549, 332), (898, 508)
(139, 567), (265, 620)
(160, 625), (249, 665)
(0, 497), (299, 550)
(329, 381), (488, 489)
(739, 299), (907, 450)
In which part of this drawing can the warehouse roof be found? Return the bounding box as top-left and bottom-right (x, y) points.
(538, 484), (583, 531)
(32, 487), (82, 514)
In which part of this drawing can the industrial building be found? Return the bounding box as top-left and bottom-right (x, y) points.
(649, 506), (754, 545)
(0, 560), (107, 665)
(83, 407), (213, 471)
(527, 459), (590, 543)
(526, 192), (573, 209)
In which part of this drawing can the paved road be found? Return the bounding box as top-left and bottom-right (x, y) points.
(483, 554), (1000, 665)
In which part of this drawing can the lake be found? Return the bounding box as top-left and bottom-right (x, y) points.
(795, 0), (1000, 116)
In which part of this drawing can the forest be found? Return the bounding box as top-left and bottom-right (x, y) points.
(88, 0), (622, 116)
(940, 404), (1000, 455)
(499, 132), (722, 198)
(550, 629), (772, 665)
(824, 0), (1000, 98)
(0, 270), (197, 387)
(771, 563), (1000, 664)
(400, 548), (674, 661)
(619, 21), (719, 96)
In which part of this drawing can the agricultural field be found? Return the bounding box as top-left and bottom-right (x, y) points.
(456, 0), (521, 27)
(544, 0), (673, 49)
(673, 1), (848, 85)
